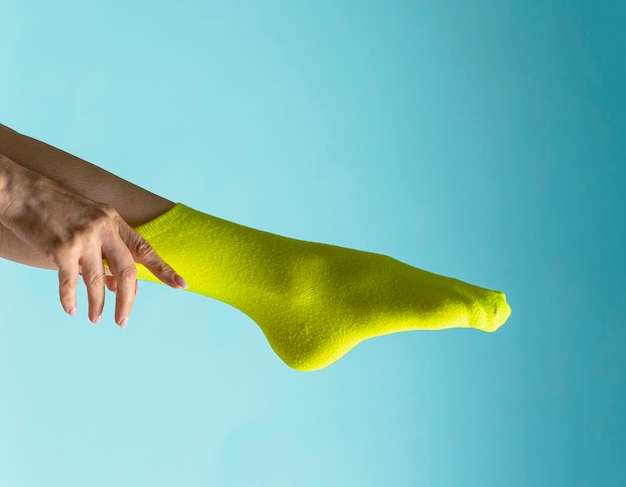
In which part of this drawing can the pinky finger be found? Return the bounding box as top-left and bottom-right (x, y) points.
(58, 262), (80, 317)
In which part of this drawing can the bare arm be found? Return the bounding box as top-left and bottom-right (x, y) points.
(0, 124), (187, 326)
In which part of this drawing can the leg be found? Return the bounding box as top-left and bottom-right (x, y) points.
(0, 129), (186, 328)
(0, 123), (175, 268)
(0, 124), (511, 371)
(0, 124), (174, 228)
(134, 205), (511, 371)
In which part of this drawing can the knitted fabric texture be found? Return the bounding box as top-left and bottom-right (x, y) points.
(134, 203), (511, 371)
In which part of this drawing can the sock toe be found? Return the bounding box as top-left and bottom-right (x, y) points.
(483, 291), (511, 332)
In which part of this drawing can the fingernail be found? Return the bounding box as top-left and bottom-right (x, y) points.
(69, 307), (77, 318)
(119, 317), (129, 329)
(95, 315), (102, 325)
(174, 275), (188, 289)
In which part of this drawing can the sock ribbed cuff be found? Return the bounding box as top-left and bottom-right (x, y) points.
(134, 203), (191, 238)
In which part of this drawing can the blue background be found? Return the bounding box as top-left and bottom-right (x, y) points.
(1, 1), (624, 485)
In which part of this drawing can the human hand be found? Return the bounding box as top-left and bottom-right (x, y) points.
(0, 156), (187, 326)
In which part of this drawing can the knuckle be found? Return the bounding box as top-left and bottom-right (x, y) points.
(80, 204), (119, 235)
(118, 264), (137, 282)
(97, 203), (119, 220)
(49, 235), (80, 257)
(134, 238), (154, 258)
(87, 273), (107, 288)
(59, 274), (79, 292)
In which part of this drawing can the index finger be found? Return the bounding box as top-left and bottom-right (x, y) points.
(120, 223), (188, 289)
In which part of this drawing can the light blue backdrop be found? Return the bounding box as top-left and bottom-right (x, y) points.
(1, 1), (624, 485)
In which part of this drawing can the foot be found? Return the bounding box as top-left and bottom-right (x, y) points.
(242, 241), (511, 371)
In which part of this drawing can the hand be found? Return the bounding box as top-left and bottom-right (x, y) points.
(0, 157), (186, 326)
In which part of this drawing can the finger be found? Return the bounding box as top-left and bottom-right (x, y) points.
(58, 260), (80, 317)
(104, 240), (138, 327)
(120, 223), (187, 289)
(81, 251), (107, 324)
(106, 275), (117, 293)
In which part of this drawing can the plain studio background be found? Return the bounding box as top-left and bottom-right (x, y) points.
(1, 1), (624, 486)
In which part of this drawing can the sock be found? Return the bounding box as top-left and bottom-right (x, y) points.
(134, 204), (511, 371)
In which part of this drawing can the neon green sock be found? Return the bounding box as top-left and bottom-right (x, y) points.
(134, 203), (511, 371)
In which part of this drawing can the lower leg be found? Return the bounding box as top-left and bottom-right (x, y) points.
(133, 204), (511, 371)
(0, 124), (511, 371)
(0, 124), (174, 228)
(0, 123), (175, 268)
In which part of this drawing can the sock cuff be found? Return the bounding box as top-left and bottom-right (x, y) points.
(134, 203), (193, 239)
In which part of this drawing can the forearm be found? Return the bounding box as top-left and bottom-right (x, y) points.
(0, 140), (186, 324)
(0, 123), (174, 227)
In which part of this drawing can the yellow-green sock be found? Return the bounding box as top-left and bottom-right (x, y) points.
(134, 203), (511, 371)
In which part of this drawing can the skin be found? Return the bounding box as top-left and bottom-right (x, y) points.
(0, 125), (512, 372)
(0, 124), (187, 326)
